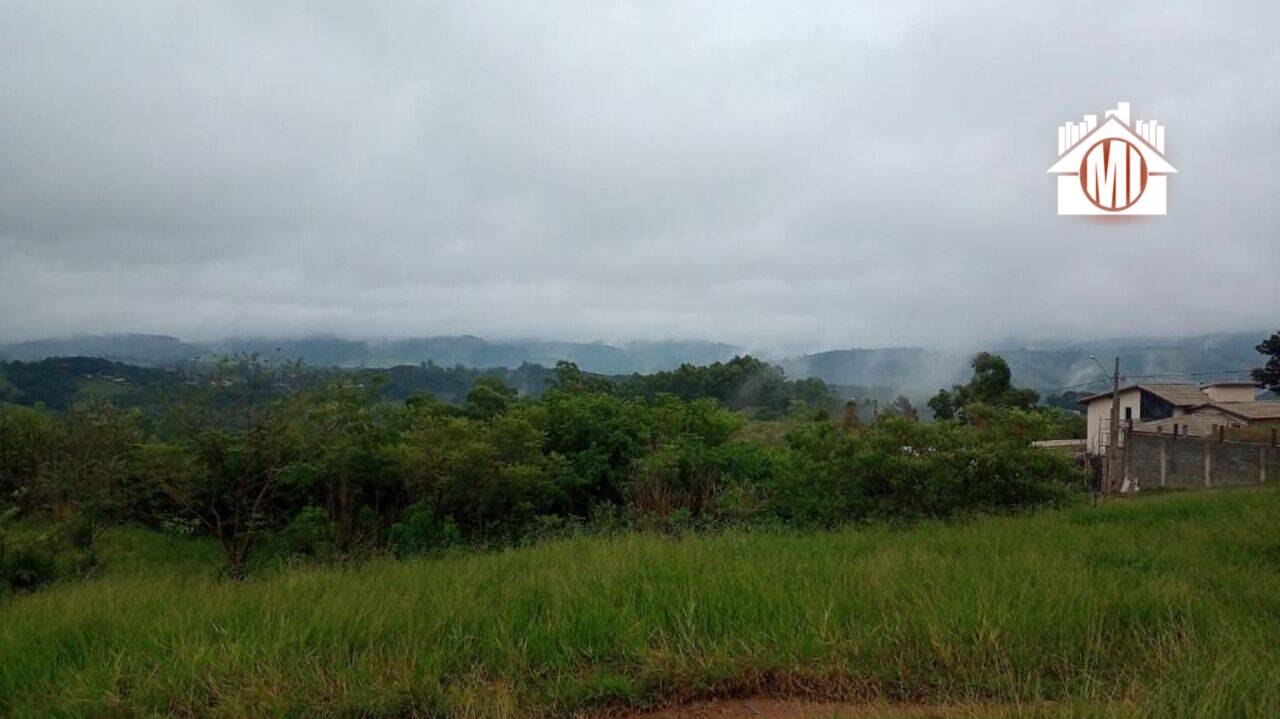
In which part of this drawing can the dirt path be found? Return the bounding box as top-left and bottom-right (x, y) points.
(621, 697), (1028, 719)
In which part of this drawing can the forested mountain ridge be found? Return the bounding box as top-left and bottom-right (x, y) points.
(0, 357), (558, 411)
(0, 334), (739, 375)
(0, 355), (838, 420)
(1, 331), (1268, 395)
(780, 331), (1266, 395)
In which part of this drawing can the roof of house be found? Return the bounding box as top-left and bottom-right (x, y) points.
(1202, 381), (1261, 388)
(1078, 383), (1209, 407)
(1195, 401), (1280, 421)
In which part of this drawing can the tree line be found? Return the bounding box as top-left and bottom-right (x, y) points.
(2, 354), (1086, 587)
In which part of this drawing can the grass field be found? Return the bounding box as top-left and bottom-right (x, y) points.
(2, 489), (1279, 718)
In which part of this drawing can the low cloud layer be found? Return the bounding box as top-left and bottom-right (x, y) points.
(2, 1), (1277, 350)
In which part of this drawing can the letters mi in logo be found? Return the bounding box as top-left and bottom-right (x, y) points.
(1047, 102), (1176, 215)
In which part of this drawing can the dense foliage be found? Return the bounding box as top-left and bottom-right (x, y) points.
(0, 355), (1085, 585)
(0, 356), (557, 409)
(928, 352), (1041, 420)
(616, 355), (835, 419)
(1042, 389), (1089, 412)
(1254, 330), (1280, 391)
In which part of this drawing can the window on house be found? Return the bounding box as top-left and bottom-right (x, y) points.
(1124, 407), (1133, 421)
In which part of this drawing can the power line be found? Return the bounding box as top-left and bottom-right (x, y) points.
(1051, 377), (1111, 392)
(1043, 367), (1256, 395)
(1124, 368), (1255, 379)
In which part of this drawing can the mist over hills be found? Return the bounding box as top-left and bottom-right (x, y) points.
(0, 334), (204, 365)
(0, 334), (740, 376)
(780, 332), (1265, 401)
(0, 331), (1269, 397)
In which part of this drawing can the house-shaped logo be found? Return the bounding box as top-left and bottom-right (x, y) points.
(1047, 102), (1176, 215)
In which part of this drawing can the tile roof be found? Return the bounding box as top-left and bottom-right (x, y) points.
(1204, 401), (1280, 421)
(1078, 383), (1210, 406)
(1142, 384), (1215, 406)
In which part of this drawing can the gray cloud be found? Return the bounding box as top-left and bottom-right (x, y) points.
(2, 0), (1277, 350)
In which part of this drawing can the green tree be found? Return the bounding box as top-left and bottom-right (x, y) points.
(620, 355), (835, 420)
(43, 402), (145, 548)
(142, 356), (336, 580)
(397, 407), (563, 541)
(1253, 331), (1280, 391)
(884, 395), (919, 421)
(965, 352), (1039, 407)
(0, 404), (60, 510)
(549, 361), (615, 394)
(927, 389), (957, 421)
(290, 379), (409, 551)
(928, 353), (1039, 421)
(766, 416), (1082, 525)
(465, 376), (518, 420)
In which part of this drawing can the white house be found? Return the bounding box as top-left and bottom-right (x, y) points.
(1079, 381), (1272, 454)
(1078, 384), (1211, 454)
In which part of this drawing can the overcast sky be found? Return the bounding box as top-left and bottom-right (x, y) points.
(1, 1), (1277, 351)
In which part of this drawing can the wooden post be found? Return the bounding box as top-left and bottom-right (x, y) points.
(1204, 438), (1212, 488)
(1262, 444), (1268, 485)
(1107, 357), (1121, 492)
(1272, 427), (1277, 447)
(1122, 423), (1133, 491)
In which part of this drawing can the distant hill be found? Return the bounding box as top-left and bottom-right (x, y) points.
(2, 331), (1269, 397)
(341, 337), (740, 374)
(0, 355), (826, 417)
(0, 357), (557, 410)
(781, 332), (1268, 397)
(0, 356), (181, 411)
(0, 334), (741, 375)
(0, 334), (203, 365)
(781, 347), (963, 392)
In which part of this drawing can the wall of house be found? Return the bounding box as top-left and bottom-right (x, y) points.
(1187, 405), (1250, 423)
(1125, 431), (1279, 490)
(1135, 413), (1245, 438)
(1202, 385), (1259, 403)
(1085, 389), (1143, 454)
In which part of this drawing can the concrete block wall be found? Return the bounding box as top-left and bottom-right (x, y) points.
(1125, 431), (1279, 490)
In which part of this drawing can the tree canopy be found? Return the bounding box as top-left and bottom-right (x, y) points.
(928, 352), (1041, 421)
(1253, 331), (1280, 391)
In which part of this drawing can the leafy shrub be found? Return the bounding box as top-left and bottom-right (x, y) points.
(280, 506), (337, 558)
(0, 514), (75, 593)
(0, 355), (1095, 581)
(0, 404), (61, 511)
(387, 502), (463, 556)
(764, 417), (1084, 525)
(2, 543), (57, 591)
(964, 403), (1085, 441)
(64, 514), (96, 551)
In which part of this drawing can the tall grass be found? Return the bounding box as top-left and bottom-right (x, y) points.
(2, 489), (1278, 718)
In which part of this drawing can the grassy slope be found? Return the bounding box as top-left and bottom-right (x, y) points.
(2, 490), (1279, 718)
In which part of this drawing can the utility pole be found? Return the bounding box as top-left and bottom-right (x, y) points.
(1107, 356), (1121, 493)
